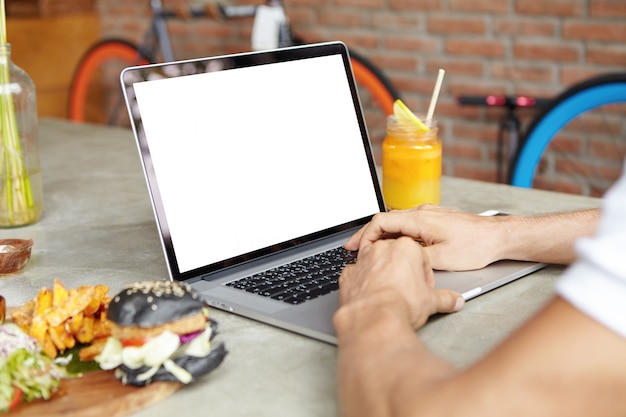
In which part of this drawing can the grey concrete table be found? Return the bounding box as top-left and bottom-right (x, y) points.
(0, 119), (602, 416)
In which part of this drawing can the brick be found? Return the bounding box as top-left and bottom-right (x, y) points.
(445, 38), (506, 57)
(434, 101), (466, 120)
(371, 13), (421, 30)
(372, 53), (419, 71)
(453, 163), (498, 182)
(587, 46), (626, 66)
(384, 34), (442, 53)
(443, 142), (483, 159)
(451, 120), (499, 143)
(389, 0), (443, 12)
(566, 113), (625, 137)
(590, 139), (626, 162)
(494, 18), (556, 37)
(544, 134), (584, 153)
(319, 10), (366, 27)
(549, 159), (619, 196)
(491, 63), (555, 83)
(555, 158), (599, 177)
(285, 0), (320, 6)
(513, 42), (579, 62)
(449, 0), (509, 14)
(426, 58), (484, 78)
(394, 75), (445, 95)
(448, 80), (509, 97)
(293, 31), (328, 46)
(329, 30), (380, 49)
(590, 0), (626, 17)
(427, 14), (487, 35)
(515, 0), (584, 17)
(169, 22), (192, 37)
(335, 0), (384, 8)
(446, 102), (482, 119)
(535, 177), (585, 195)
(288, 9), (317, 26)
(193, 23), (235, 38)
(589, 185), (610, 198)
(559, 67), (602, 86)
(563, 21), (626, 42)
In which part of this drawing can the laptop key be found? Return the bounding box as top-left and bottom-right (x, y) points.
(226, 246), (357, 305)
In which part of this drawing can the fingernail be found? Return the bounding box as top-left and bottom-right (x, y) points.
(453, 296), (465, 312)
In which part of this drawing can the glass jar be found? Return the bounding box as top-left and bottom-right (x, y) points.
(0, 43), (43, 227)
(382, 116), (441, 210)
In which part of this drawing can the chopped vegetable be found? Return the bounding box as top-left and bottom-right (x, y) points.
(7, 387), (22, 411)
(0, 323), (67, 412)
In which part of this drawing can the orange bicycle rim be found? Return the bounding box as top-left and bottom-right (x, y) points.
(350, 58), (395, 116)
(69, 42), (149, 122)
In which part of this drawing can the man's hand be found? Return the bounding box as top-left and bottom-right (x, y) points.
(337, 237), (464, 330)
(344, 205), (504, 271)
(344, 205), (600, 270)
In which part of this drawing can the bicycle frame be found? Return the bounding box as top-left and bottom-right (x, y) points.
(457, 95), (549, 184)
(150, 0), (175, 62)
(145, 0), (291, 63)
(69, 0), (400, 125)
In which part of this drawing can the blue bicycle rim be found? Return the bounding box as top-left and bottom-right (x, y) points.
(512, 82), (626, 188)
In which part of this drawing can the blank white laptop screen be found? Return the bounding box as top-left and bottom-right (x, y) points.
(131, 53), (381, 274)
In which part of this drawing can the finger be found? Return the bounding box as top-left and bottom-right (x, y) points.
(432, 289), (465, 314)
(423, 245), (445, 272)
(358, 212), (408, 250)
(338, 265), (356, 305)
(419, 245), (437, 288)
(344, 227), (366, 251)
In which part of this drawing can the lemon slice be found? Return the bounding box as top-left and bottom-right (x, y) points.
(393, 99), (429, 132)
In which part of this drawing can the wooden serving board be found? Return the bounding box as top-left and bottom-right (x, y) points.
(4, 306), (182, 417)
(10, 370), (182, 417)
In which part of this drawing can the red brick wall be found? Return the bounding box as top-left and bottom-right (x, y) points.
(97, 0), (626, 196)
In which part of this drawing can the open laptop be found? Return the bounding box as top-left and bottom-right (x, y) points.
(120, 42), (545, 344)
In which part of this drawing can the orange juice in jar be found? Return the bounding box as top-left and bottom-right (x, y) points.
(382, 116), (441, 210)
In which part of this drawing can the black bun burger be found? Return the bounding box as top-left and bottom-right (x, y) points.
(96, 280), (227, 386)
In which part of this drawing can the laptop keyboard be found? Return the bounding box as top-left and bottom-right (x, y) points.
(224, 247), (357, 305)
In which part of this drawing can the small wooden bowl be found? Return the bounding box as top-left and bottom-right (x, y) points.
(0, 239), (34, 277)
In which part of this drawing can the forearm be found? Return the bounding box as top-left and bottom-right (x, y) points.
(335, 296), (626, 417)
(493, 208), (599, 265)
(334, 296), (457, 417)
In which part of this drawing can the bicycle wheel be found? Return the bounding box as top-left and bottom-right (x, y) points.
(348, 49), (399, 116)
(68, 39), (152, 126)
(511, 73), (626, 196)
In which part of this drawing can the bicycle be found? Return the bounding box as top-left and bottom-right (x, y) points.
(510, 73), (626, 196)
(456, 94), (550, 184)
(68, 0), (400, 128)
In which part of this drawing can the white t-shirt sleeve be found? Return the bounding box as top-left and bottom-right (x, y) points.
(556, 163), (626, 339)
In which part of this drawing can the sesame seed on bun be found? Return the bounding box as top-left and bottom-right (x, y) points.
(107, 280), (204, 328)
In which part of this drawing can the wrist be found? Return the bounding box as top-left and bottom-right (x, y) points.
(334, 290), (413, 343)
(490, 215), (535, 262)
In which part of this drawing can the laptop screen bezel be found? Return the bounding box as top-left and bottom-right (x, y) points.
(121, 42), (386, 281)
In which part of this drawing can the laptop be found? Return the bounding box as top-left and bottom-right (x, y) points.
(120, 42), (545, 344)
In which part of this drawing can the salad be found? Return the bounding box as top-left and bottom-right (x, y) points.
(0, 323), (67, 412)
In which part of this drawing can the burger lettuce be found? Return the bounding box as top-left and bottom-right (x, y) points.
(0, 324), (67, 412)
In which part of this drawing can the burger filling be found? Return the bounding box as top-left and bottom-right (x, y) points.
(96, 317), (213, 384)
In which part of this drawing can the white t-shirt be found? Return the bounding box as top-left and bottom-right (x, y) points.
(556, 162), (626, 339)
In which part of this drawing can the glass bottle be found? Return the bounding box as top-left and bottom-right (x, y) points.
(382, 116), (441, 210)
(0, 43), (43, 227)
